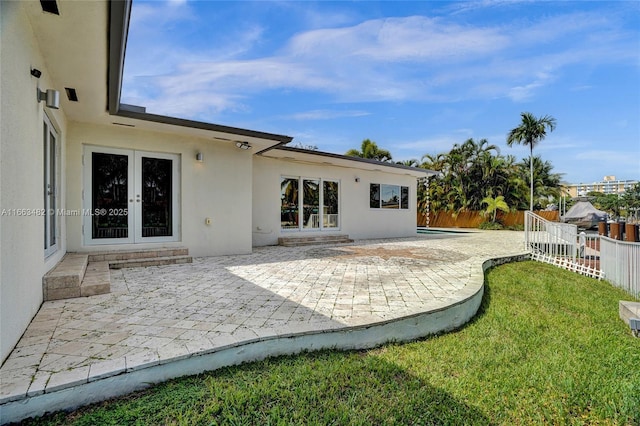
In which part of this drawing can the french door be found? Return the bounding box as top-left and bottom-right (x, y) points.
(83, 146), (180, 245)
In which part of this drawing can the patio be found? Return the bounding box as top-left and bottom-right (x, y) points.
(1, 231), (526, 423)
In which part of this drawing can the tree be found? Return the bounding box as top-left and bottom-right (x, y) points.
(507, 112), (557, 211)
(481, 195), (510, 223)
(516, 156), (563, 210)
(621, 183), (640, 221)
(345, 139), (393, 162)
(396, 158), (420, 167)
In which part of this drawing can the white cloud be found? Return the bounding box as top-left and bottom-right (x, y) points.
(122, 4), (639, 118)
(286, 110), (371, 120)
(508, 71), (555, 102)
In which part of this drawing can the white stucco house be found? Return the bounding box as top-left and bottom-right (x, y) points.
(0, 0), (433, 364)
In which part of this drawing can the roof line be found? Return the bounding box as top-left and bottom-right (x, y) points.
(106, 0), (293, 144)
(108, 0), (129, 115)
(117, 109), (294, 143)
(271, 146), (437, 175)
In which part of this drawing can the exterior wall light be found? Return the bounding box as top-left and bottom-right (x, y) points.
(37, 88), (60, 109)
(235, 141), (251, 150)
(196, 152), (204, 162)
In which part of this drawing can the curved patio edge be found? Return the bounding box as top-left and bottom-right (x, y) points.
(0, 253), (530, 424)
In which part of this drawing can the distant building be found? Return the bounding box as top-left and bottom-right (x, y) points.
(564, 176), (638, 198)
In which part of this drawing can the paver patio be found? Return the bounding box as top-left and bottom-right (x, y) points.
(0, 230), (526, 423)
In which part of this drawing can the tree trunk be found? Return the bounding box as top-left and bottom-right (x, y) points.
(529, 145), (534, 211)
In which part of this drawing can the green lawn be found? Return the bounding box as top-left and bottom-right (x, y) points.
(26, 261), (640, 425)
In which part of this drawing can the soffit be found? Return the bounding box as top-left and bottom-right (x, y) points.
(25, 1), (109, 124)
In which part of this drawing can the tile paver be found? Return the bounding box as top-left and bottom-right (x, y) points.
(0, 230), (525, 421)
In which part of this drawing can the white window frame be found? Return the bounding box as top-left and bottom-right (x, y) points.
(280, 176), (340, 232)
(369, 183), (410, 210)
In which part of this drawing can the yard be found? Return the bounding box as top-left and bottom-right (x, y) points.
(24, 261), (640, 425)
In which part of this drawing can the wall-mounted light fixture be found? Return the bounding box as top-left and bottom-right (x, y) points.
(37, 88), (60, 109)
(196, 152), (204, 162)
(31, 68), (42, 78)
(235, 141), (252, 150)
(355, 177), (360, 183)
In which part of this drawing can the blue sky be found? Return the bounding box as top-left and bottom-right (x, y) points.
(122, 0), (640, 184)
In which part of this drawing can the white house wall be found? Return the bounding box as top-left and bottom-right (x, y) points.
(252, 155), (418, 246)
(65, 123), (254, 257)
(0, 1), (68, 362)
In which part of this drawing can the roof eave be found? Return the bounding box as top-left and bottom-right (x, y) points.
(267, 146), (437, 177)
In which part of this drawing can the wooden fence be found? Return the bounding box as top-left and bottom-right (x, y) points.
(417, 210), (560, 228)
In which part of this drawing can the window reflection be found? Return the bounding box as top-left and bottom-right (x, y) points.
(303, 179), (320, 229)
(370, 183), (410, 210)
(281, 177), (340, 230)
(281, 177), (299, 229)
(323, 180), (339, 228)
(381, 184), (400, 209)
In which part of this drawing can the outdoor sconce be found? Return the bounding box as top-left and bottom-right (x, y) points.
(196, 152), (204, 162)
(235, 141), (251, 150)
(355, 177), (360, 183)
(37, 88), (60, 109)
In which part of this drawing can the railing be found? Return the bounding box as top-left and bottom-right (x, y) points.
(525, 210), (577, 260)
(525, 211), (640, 297)
(524, 211), (602, 279)
(600, 237), (640, 298)
(306, 214), (339, 229)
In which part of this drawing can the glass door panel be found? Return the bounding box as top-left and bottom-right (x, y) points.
(323, 180), (339, 228)
(134, 151), (180, 243)
(91, 152), (131, 240)
(281, 177), (299, 230)
(44, 116), (59, 256)
(141, 156), (173, 237)
(303, 179), (320, 229)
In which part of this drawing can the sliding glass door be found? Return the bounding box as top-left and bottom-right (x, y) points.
(281, 176), (339, 231)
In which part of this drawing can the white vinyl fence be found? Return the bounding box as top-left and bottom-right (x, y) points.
(600, 237), (640, 298)
(525, 211), (640, 298)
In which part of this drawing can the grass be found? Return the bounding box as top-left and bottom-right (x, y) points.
(23, 261), (640, 425)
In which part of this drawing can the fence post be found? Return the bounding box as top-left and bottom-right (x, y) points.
(610, 222), (621, 240)
(598, 221), (608, 237)
(625, 223), (638, 242)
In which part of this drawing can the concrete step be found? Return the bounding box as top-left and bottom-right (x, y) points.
(619, 301), (640, 326)
(80, 261), (110, 297)
(87, 247), (189, 262)
(43, 248), (192, 301)
(278, 235), (353, 247)
(43, 254), (89, 301)
(109, 255), (193, 269)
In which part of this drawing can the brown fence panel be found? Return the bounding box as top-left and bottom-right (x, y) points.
(417, 210), (559, 228)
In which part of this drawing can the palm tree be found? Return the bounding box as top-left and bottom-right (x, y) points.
(481, 195), (510, 223)
(507, 112), (557, 211)
(345, 139), (393, 162)
(396, 158), (420, 167)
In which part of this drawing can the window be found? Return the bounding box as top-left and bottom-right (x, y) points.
(370, 183), (409, 210)
(43, 115), (59, 257)
(281, 177), (339, 230)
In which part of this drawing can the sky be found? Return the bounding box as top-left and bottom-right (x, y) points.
(121, 0), (640, 185)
